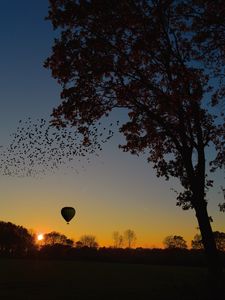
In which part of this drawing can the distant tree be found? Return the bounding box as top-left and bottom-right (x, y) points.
(124, 229), (137, 249)
(44, 231), (74, 246)
(0, 221), (36, 256)
(75, 241), (83, 248)
(192, 232), (225, 251)
(112, 231), (124, 248)
(79, 235), (98, 248)
(163, 235), (187, 250)
(191, 234), (204, 250)
(214, 232), (225, 252)
(45, 0), (225, 288)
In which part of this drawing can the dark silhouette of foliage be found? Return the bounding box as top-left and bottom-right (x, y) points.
(215, 232), (225, 252)
(45, 0), (225, 292)
(0, 220), (224, 271)
(163, 235), (188, 250)
(124, 229), (137, 249)
(38, 245), (221, 269)
(75, 240), (83, 248)
(39, 243), (73, 259)
(79, 234), (99, 248)
(44, 231), (74, 246)
(191, 234), (204, 250)
(183, 0), (225, 77)
(192, 232), (225, 252)
(112, 231), (124, 248)
(112, 229), (137, 248)
(0, 221), (36, 256)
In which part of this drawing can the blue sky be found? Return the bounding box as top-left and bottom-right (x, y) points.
(0, 1), (60, 137)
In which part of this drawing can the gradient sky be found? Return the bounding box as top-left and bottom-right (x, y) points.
(0, 0), (224, 248)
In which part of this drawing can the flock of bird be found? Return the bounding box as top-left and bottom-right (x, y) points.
(0, 117), (115, 178)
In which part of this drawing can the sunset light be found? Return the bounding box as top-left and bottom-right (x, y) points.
(37, 234), (44, 241)
(0, 0), (225, 298)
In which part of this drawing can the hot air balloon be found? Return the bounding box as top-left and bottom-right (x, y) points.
(61, 207), (76, 224)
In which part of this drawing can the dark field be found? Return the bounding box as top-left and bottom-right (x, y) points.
(0, 259), (215, 299)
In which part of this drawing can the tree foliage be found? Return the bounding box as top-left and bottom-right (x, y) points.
(112, 231), (124, 248)
(124, 229), (137, 248)
(0, 221), (36, 256)
(45, 0), (224, 209)
(79, 234), (99, 248)
(191, 233), (204, 250)
(44, 231), (74, 246)
(163, 235), (188, 250)
(186, 0), (225, 75)
(192, 232), (225, 252)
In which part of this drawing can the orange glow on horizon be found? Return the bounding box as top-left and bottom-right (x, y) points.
(37, 233), (44, 241)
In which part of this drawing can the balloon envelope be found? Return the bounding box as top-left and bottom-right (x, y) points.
(61, 207), (76, 224)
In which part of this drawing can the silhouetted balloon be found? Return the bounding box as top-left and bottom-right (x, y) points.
(61, 207), (76, 224)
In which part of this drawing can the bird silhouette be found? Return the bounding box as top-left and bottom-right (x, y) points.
(0, 117), (115, 178)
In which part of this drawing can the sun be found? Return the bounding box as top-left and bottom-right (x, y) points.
(37, 233), (44, 241)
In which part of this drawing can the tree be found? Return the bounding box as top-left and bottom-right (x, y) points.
(124, 229), (137, 249)
(75, 241), (83, 248)
(44, 231), (74, 246)
(192, 232), (225, 251)
(183, 0), (225, 75)
(112, 231), (124, 248)
(164, 235), (187, 250)
(45, 0), (225, 288)
(79, 235), (98, 248)
(191, 234), (204, 250)
(214, 232), (225, 252)
(0, 221), (36, 256)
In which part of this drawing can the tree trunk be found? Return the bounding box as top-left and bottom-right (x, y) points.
(194, 202), (224, 298)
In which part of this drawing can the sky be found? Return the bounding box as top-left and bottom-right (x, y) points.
(0, 0), (224, 248)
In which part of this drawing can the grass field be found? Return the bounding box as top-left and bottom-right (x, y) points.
(0, 259), (213, 299)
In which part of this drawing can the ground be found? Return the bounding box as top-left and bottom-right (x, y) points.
(0, 259), (212, 299)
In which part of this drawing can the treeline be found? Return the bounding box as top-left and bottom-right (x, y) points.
(0, 221), (225, 267)
(0, 221), (36, 257)
(38, 245), (215, 267)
